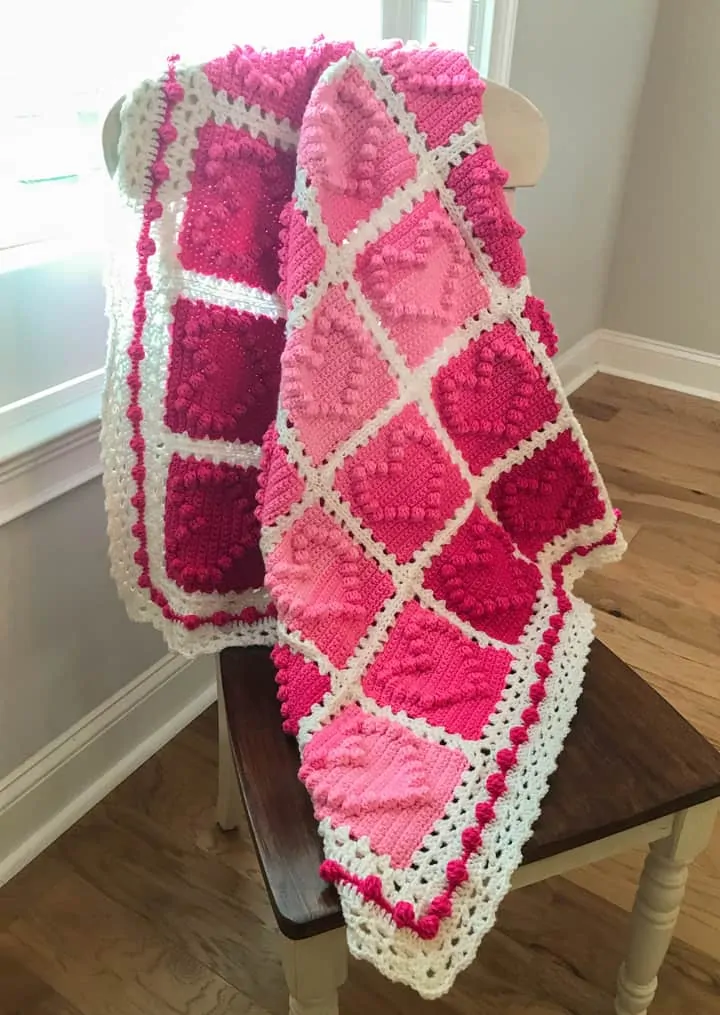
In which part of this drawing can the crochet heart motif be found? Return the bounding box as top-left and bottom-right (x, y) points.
(281, 286), (397, 465)
(489, 431), (606, 558)
(356, 193), (490, 367)
(266, 505), (395, 667)
(300, 68), (417, 242)
(433, 323), (559, 474)
(424, 508), (542, 643)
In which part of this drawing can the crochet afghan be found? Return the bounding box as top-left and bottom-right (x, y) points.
(103, 41), (625, 997)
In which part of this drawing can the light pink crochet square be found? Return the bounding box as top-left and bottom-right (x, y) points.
(266, 506), (395, 668)
(298, 67), (417, 243)
(335, 404), (470, 563)
(489, 430), (606, 558)
(179, 123), (294, 292)
(166, 298), (284, 444)
(355, 193), (489, 368)
(273, 644), (331, 735)
(164, 455), (264, 594)
(379, 47), (484, 149)
(281, 285), (398, 465)
(300, 704), (468, 868)
(364, 602), (512, 739)
(432, 322), (560, 476)
(423, 508), (542, 644)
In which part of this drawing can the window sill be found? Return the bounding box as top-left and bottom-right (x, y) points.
(0, 374), (104, 527)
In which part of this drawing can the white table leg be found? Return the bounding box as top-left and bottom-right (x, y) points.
(615, 801), (718, 1015)
(216, 659), (244, 831)
(280, 928), (348, 1015)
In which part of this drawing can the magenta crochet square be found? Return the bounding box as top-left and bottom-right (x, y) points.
(164, 455), (264, 594)
(273, 644), (331, 735)
(379, 47), (484, 149)
(446, 144), (526, 288)
(363, 602), (512, 739)
(178, 123), (294, 292)
(266, 506), (395, 668)
(165, 298), (284, 443)
(489, 430), (606, 558)
(355, 193), (489, 368)
(300, 704), (468, 868)
(335, 404), (470, 564)
(281, 285), (398, 465)
(432, 322), (560, 475)
(423, 508), (542, 644)
(298, 67), (417, 243)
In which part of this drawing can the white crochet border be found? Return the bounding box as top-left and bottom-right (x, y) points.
(262, 48), (625, 995)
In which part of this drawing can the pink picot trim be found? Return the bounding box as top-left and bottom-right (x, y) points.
(319, 517), (621, 939)
(125, 57), (275, 633)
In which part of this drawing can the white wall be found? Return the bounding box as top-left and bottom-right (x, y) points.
(510, 0), (657, 352)
(603, 0), (720, 354)
(0, 477), (164, 779)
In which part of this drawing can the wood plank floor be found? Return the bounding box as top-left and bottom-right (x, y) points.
(1, 374), (720, 1014)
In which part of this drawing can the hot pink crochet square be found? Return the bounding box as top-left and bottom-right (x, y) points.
(335, 404), (470, 564)
(273, 644), (331, 735)
(266, 506), (395, 668)
(363, 601), (512, 738)
(489, 430), (606, 558)
(423, 507), (542, 644)
(164, 455), (264, 594)
(166, 298), (284, 444)
(179, 123), (294, 292)
(281, 285), (397, 465)
(432, 322), (560, 475)
(300, 704), (467, 868)
(298, 67), (417, 243)
(355, 192), (489, 367)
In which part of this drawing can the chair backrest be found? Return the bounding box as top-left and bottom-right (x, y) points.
(101, 73), (548, 192)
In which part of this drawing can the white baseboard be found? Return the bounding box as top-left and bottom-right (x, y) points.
(555, 328), (720, 402)
(0, 652), (217, 886)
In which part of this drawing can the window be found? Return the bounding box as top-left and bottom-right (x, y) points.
(0, 0), (509, 523)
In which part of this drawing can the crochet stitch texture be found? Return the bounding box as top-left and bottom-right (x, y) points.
(103, 41), (625, 997)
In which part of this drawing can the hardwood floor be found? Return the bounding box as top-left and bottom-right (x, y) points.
(1, 373), (719, 1014)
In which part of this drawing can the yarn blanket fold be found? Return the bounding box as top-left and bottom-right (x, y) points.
(103, 40), (625, 997)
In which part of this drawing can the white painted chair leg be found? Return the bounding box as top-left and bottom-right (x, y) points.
(279, 928), (348, 1015)
(615, 801), (718, 1015)
(216, 659), (244, 831)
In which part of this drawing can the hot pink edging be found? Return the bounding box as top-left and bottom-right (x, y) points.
(319, 515), (622, 940)
(125, 56), (276, 633)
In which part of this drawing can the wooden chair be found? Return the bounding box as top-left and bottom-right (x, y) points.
(218, 641), (720, 1015)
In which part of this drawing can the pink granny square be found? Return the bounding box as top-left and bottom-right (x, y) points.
(355, 193), (489, 367)
(278, 201), (326, 305)
(432, 322), (560, 476)
(166, 298), (284, 444)
(489, 430), (606, 558)
(335, 404), (470, 563)
(298, 67), (417, 243)
(423, 507), (542, 644)
(363, 602), (512, 739)
(281, 285), (397, 465)
(273, 644), (331, 735)
(300, 704), (468, 868)
(446, 144), (526, 288)
(266, 506), (395, 668)
(380, 47), (484, 149)
(164, 455), (264, 594)
(178, 123), (294, 292)
(257, 422), (305, 528)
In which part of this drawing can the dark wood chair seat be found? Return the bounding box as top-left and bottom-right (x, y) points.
(221, 640), (720, 941)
